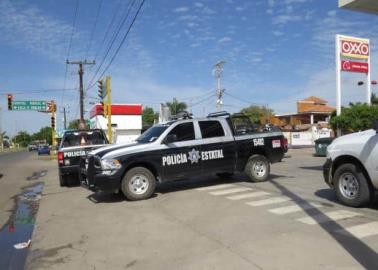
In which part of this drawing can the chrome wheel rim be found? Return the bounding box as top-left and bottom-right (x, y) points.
(129, 174), (149, 195)
(253, 161), (266, 178)
(339, 172), (359, 199)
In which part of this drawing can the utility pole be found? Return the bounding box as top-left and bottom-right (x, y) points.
(63, 107), (67, 130)
(213, 61), (226, 111)
(66, 60), (95, 127)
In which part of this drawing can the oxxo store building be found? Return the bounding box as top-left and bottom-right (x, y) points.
(339, 0), (378, 14)
(89, 104), (142, 143)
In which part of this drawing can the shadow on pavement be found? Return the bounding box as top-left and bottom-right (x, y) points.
(315, 189), (378, 209)
(270, 179), (378, 269)
(87, 192), (126, 203)
(299, 165), (323, 171)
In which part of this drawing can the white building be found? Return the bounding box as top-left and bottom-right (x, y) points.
(89, 104), (142, 143)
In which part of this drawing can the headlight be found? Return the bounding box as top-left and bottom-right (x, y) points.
(101, 159), (122, 175)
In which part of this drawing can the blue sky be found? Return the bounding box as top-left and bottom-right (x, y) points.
(1, 0), (378, 135)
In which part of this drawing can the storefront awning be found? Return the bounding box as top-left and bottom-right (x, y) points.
(339, 0), (378, 15)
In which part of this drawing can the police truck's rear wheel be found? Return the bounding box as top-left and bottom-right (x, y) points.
(121, 167), (156, 201)
(245, 155), (270, 182)
(59, 174), (68, 187)
(334, 163), (373, 207)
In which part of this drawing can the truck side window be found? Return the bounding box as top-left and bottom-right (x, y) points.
(168, 122), (195, 142)
(199, 121), (225, 138)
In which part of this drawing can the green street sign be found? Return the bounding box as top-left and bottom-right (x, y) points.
(12, 100), (46, 111)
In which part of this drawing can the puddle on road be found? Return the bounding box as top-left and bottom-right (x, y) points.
(26, 170), (47, 181)
(0, 182), (44, 270)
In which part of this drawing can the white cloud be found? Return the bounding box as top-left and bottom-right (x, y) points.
(327, 10), (337, 17)
(194, 2), (204, 8)
(174, 6), (189, 13)
(268, 0), (275, 8)
(284, 0), (307, 4)
(0, 0), (78, 61)
(272, 14), (303, 25)
(218, 37), (232, 43)
(272, 31), (284, 37)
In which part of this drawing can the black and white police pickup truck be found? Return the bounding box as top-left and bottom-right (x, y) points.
(323, 123), (378, 207)
(58, 129), (109, 186)
(80, 112), (288, 200)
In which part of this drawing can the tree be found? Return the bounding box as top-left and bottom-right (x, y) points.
(330, 103), (378, 133)
(12, 131), (31, 147)
(32, 127), (53, 145)
(165, 98), (187, 115)
(142, 107), (158, 125)
(371, 93), (378, 105)
(239, 105), (274, 124)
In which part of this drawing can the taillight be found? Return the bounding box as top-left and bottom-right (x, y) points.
(281, 137), (288, 149)
(58, 151), (64, 165)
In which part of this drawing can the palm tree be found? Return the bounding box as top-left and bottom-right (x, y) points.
(371, 93), (378, 105)
(165, 98), (188, 115)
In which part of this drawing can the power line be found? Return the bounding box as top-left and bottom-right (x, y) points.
(224, 92), (266, 106)
(84, 0), (103, 60)
(96, 0), (145, 84)
(0, 88), (77, 95)
(62, 0), (80, 106)
(91, 0), (124, 67)
(86, 0), (136, 91)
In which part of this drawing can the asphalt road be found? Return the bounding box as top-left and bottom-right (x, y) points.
(0, 151), (53, 269)
(3, 149), (378, 269)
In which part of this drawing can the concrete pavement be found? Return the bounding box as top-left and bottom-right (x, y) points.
(23, 148), (378, 269)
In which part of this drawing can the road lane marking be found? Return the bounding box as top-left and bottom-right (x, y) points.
(269, 203), (322, 215)
(337, 222), (378, 239)
(196, 184), (236, 191)
(297, 210), (362, 225)
(245, 197), (291, 207)
(209, 187), (251, 196)
(227, 191), (269, 200)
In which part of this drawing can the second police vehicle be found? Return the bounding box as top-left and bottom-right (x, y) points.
(80, 112), (288, 200)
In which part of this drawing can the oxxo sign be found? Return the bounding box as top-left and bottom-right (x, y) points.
(335, 34), (371, 119)
(341, 39), (369, 60)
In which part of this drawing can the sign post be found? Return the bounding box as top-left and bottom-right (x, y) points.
(336, 35), (370, 113)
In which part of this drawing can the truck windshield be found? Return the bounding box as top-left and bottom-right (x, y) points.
(136, 124), (171, 143)
(61, 131), (108, 147)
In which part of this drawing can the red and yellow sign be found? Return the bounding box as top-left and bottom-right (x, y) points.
(340, 37), (369, 60)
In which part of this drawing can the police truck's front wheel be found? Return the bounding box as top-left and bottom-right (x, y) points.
(121, 167), (156, 201)
(245, 155), (270, 182)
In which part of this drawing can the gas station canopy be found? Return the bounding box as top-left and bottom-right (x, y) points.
(339, 0), (378, 15)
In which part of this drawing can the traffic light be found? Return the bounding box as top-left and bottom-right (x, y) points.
(97, 80), (104, 100)
(7, 94), (12, 110)
(51, 116), (55, 129)
(98, 102), (104, 116)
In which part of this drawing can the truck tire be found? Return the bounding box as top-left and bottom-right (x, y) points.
(121, 167), (156, 201)
(333, 163), (373, 207)
(245, 154), (270, 182)
(59, 174), (68, 187)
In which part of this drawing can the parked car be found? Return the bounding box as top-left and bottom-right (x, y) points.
(324, 122), (378, 207)
(38, 145), (50, 155)
(28, 144), (38, 151)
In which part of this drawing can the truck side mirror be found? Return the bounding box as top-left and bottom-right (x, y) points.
(164, 134), (178, 144)
(374, 120), (378, 133)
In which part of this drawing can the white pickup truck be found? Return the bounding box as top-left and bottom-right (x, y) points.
(323, 127), (378, 207)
